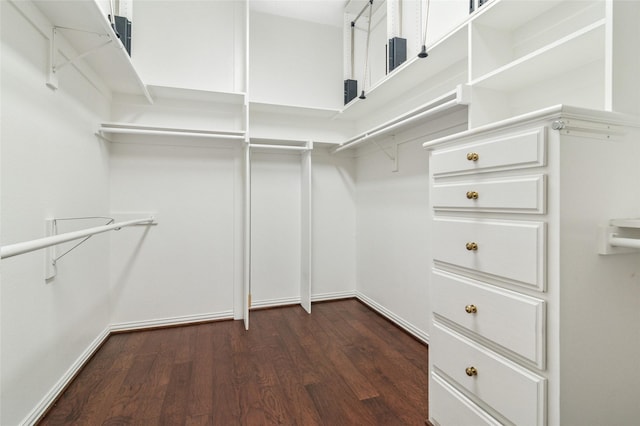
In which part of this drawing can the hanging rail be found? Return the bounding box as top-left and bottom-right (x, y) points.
(1, 217), (155, 260)
(332, 89), (467, 154)
(598, 218), (640, 255)
(99, 124), (245, 140)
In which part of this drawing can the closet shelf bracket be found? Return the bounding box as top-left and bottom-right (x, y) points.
(597, 218), (640, 255)
(48, 26), (113, 90)
(372, 139), (399, 172)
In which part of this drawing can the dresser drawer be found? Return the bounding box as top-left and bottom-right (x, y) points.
(430, 372), (502, 426)
(433, 217), (546, 291)
(432, 175), (546, 214)
(432, 269), (545, 368)
(430, 127), (545, 176)
(432, 323), (546, 426)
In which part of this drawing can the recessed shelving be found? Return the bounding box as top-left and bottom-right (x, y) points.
(30, 0), (151, 102)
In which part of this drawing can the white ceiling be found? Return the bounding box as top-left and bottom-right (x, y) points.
(250, 0), (349, 28)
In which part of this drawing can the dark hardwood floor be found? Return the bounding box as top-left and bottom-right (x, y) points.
(39, 299), (429, 425)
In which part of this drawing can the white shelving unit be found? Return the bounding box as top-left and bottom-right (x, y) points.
(29, 0), (152, 102)
(466, 0), (637, 127)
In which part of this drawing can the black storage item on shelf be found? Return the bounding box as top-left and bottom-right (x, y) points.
(388, 37), (406, 72)
(110, 15), (132, 56)
(344, 79), (358, 105)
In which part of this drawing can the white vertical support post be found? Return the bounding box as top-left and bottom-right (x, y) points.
(300, 141), (313, 313)
(387, 0), (401, 39)
(243, 142), (251, 330)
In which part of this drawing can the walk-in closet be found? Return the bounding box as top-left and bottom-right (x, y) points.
(2, 0), (640, 425)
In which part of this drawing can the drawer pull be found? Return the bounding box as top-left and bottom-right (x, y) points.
(465, 366), (478, 377)
(466, 152), (479, 161)
(465, 242), (478, 251)
(465, 304), (477, 314)
(466, 191), (479, 200)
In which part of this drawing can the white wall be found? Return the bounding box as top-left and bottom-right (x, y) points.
(132, 0), (244, 92)
(354, 111), (468, 341)
(108, 139), (240, 326)
(355, 139), (432, 340)
(311, 150), (357, 299)
(1, 2), (111, 424)
(249, 11), (343, 109)
(250, 151), (302, 306)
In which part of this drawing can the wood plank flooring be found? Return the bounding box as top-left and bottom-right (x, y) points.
(39, 299), (429, 425)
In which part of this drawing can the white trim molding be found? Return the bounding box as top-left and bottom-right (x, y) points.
(21, 327), (111, 426)
(355, 291), (430, 344)
(109, 310), (234, 333)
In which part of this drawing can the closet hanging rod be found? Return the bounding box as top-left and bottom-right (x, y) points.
(248, 144), (310, 152)
(609, 235), (640, 250)
(0, 217), (155, 260)
(99, 127), (245, 139)
(333, 97), (460, 153)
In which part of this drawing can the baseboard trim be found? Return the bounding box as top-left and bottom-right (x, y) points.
(250, 296), (301, 310)
(22, 326), (111, 426)
(355, 291), (430, 344)
(109, 310), (235, 333)
(311, 290), (356, 302)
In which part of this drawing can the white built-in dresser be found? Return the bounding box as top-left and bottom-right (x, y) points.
(424, 105), (640, 426)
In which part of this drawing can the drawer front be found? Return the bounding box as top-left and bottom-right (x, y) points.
(432, 323), (546, 426)
(433, 217), (546, 291)
(430, 372), (502, 426)
(432, 269), (546, 368)
(432, 175), (546, 213)
(431, 127), (545, 176)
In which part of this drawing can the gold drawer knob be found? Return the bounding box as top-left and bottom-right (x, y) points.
(465, 304), (477, 314)
(465, 242), (478, 251)
(466, 152), (479, 161)
(466, 191), (479, 200)
(465, 366), (478, 377)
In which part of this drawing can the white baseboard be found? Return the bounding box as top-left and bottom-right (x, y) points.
(109, 310), (234, 333)
(355, 291), (430, 344)
(21, 327), (111, 426)
(250, 296), (300, 310)
(311, 290), (356, 302)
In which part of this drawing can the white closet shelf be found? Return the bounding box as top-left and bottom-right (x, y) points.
(147, 85), (246, 105)
(31, 0), (151, 102)
(99, 123), (245, 139)
(470, 20), (605, 91)
(337, 23), (468, 121)
(249, 101), (339, 119)
(472, 0), (566, 30)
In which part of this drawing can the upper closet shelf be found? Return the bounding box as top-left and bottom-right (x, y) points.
(472, 0), (565, 29)
(470, 20), (605, 91)
(99, 123), (245, 140)
(336, 23), (468, 121)
(30, 0), (151, 102)
(147, 85), (246, 105)
(249, 101), (339, 119)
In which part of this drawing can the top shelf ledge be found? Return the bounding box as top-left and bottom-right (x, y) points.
(30, 0), (152, 102)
